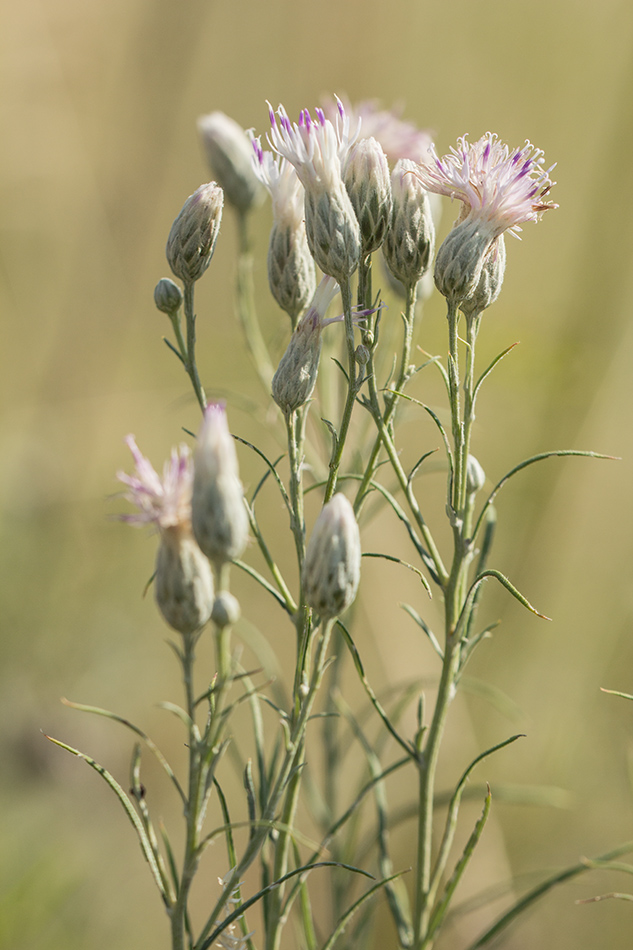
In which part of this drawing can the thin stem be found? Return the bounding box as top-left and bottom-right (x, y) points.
(324, 277), (359, 503)
(236, 211), (274, 390)
(183, 281), (207, 413)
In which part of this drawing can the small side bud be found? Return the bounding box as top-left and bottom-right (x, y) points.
(466, 454), (486, 495)
(355, 344), (370, 366)
(211, 591), (241, 629)
(383, 160), (435, 288)
(166, 183), (223, 284)
(197, 112), (265, 214)
(192, 404), (249, 567)
(344, 137), (392, 256)
(154, 527), (214, 635)
(460, 235), (506, 318)
(303, 494), (361, 620)
(154, 277), (183, 315)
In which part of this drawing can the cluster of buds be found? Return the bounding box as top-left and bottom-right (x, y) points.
(117, 405), (248, 635)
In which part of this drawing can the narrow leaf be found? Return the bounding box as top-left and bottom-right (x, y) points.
(320, 872), (409, 950)
(400, 603), (443, 659)
(363, 551), (431, 597)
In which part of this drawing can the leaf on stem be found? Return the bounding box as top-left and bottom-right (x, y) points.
(473, 450), (618, 543)
(601, 687), (633, 702)
(400, 603), (443, 659)
(363, 551), (432, 597)
(473, 342), (519, 400)
(320, 871), (410, 950)
(43, 733), (168, 903)
(61, 697), (186, 804)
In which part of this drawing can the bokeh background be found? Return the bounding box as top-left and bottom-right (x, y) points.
(2, 0), (633, 947)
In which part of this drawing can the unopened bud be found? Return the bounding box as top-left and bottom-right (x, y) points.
(268, 221), (316, 325)
(460, 235), (506, 318)
(344, 137), (392, 256)
(434, 217), (495, 305)
(197, 112), (265, 214)
(272, 311), (322, 415)
(303, 494), (361, 619)
(304, 179), (361, 283)
(154, 527), (214, 635)
(192, 404), (249, 566)
(154, 277), (183, 315)
(211, 590), (241, 628)
(166, 183), (223, 284)
(383, 160), (435, 287)
(355, 344), (370, 366)
(466, 455), (486, 495)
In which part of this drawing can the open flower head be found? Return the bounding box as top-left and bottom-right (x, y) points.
(266, 98), (360, 193)
(250, 137), (304, 228)
(324, 96), (434, 166)
(413, 133), (557, 238)
(117, 436), (192, 531)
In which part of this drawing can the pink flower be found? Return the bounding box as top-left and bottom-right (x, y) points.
(413, 133), (557, 238)
(250, 137), (305, 228)
(324, 96), (434, 166)
(117, 436), (192, 530)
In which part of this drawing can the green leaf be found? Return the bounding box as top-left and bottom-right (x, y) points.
(363, 551), (432, 597)
(44, 733), (168, 903)
(427, 788), (492, 942)
(473, 342), (519, 399)
(473, 450), (618, 542)
(61, 698), (185, 804)
(400, 603), (443, 659)
(601, 687), (633, 702)
(320, 871), (409, 950)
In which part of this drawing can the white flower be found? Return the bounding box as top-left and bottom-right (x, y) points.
(250, 136), (304, 228)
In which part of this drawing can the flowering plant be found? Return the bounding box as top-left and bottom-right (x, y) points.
(48, 97), (625, 950)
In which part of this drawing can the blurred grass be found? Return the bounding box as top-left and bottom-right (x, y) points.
(2, 0), (633, 947)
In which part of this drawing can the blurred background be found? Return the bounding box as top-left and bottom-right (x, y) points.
(2, 0), (633, 947)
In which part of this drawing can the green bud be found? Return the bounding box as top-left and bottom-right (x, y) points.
(166, 182), (223, 284)
(460, 235), (506, 318)
(267, 220), (316, 325)
(303, 494), (361, 619)
(154, 277), (183, 315)
(154, 527), (214, 635)
(211, 591), (241, 628)
(344, 137), (392, 256)
(271, 312), (322, 415)
(383, 159), (435, 288)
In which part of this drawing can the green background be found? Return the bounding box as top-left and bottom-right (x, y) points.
(2, 0), (633, 947)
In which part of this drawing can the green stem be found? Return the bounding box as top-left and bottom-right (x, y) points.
(236, 211), (274, 390)
(324, 277), (358, 503)
(183, 281), (207, 413)
(354, 280), (418, 512)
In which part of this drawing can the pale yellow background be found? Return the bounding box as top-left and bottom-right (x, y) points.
(2, 0), (633, 948)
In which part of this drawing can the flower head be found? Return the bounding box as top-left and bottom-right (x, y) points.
(413, 133), (557, 238)
(267, 98), (360, 192)
(250, 137), (305, 228)
(117, 436), (192, 531)
(324, 96), (434, 166)
(166, 182), (224, 283)
(303, 493), (361, 619)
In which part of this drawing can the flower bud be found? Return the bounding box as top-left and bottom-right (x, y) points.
(433, 216), (493, 305)
(343, 137), (392, 255)
(267, 221), (317, 325)
(154, 526), (214, 635)
(166, 183), (223, 284)
(192, 404), (249, 566)
(460, 235), (506, 318)
(466, 454), (486, 495)
(154, 277), (183, 315)
(197, 112), (265, 214)
(304, 180), (361, 283)
(355, 344), (370, 366)
(383, 160), (435, 288)
(211, 591), (241, 628)
(272, 311), (322, 415)
(303, 494), (361, 619)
